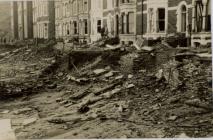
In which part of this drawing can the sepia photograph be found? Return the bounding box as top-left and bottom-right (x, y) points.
(0, 0), (212, 139)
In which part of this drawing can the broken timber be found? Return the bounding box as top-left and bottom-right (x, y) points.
(93, 81), (122, 96)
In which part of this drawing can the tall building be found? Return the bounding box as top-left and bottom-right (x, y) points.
(10, 0), (211, 47)
(17, 2), (24, 40)
(17, 1), (33, 40)
(90, 0), (103, 42)
(102, 0), (139, 44)
(33, 0), (55, 39)
(11, 1), (18, 39)
(55, 0), (91, 42)
(191, 0), (211, 46)
(142, 0), (211, 46)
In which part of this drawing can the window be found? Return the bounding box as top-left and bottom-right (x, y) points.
(121, 0), (131, 4)
(121, 14), (125, 34)
(44, 23), (48, 38)
(157, 8), (165, 32)
(67, 24), (70, 35)
(207, 1), (211, 31)
(74, 21), (78, 34)
(128, 12), (134, 34)
(116, 0), (119, 7)
(84, 0), (88, 12)
(97, 20), (102, 33)
(181, 6), (187, 32)
(116, 15), (119, 35)
(44, 4), (47, 16)
(84, 19), (88, 34)
(79, 0), (83, 13)
(103, 0), (107, 9)
(73, 1), (77, 15)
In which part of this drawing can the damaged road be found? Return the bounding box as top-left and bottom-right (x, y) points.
(0, 42), (212, 139)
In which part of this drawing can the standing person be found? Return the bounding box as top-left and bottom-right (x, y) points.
(4, 38), (6, 44)
(100, 26), (105, 39)
(104, 25), (108, 39)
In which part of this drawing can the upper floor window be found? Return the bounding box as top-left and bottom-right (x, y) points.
(103, 0), (107, 9)
(157, 8), (165, 32)
(84, 0), (88, 12)
(97, 20), (102, 33)
(84, 19), (88, 34)
(181, 6), (187, 32)
(128, 12), (134, 34)
(116, 0), (119, 7)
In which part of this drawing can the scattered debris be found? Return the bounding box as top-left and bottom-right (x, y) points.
(115, 75), (124, 80)
(167, 116), (178, 121)
(13, 108), (33, 115)
(0, 110), (10, 114)
(70, 88), (91, 100)
(185, 99), (212, 110)
(104, 71), (114, 78)
(22, 118), (37, 126)
(126, 84), (135, 89)
(175, 133), (190, 138)
(128, 74), (133, 79)
(93, 81), (122, 96)
(0, 42), (212, 139)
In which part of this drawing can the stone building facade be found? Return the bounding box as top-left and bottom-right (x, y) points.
(11, 1), (18, 39)
(32, 0), (55, 39)
(191, 0), (211, 46)
(142, 0), (211, 46)
(90, 0), (103, 42)
(102, 0), (140, 44)
(15, 1), (33, 40)
(55, 0), (91, 42)
(10, 0), (211, 46)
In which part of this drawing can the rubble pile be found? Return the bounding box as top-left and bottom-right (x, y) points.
(133, 43), (176, 72)
(128, 49), (213, 137)
(0, 41), (212, 139)
(0, 44), (61, 99)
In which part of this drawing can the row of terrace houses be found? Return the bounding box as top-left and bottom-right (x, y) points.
(11, 0), (211, 47)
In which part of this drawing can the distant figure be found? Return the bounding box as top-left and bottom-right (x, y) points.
(100, 26), (105, 39)
(104, 26), (109, 38)
(100, 25), (109, 39)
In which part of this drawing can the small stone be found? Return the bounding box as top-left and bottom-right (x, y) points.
(139, 69), (146, 73)
(104, 71), (114, 78)
(128, 74), (133, 79)
(93, 69), (107, 75)
(58, 72), (64, 77)
(64, 102), (73, 108)
(126, 84), (135, 89)
(48, 83), (57, 89)
(155, 89), (160, 93)
(120, 135), (128, 138)
(168, 116), (177, 121)
(104, 66), (111, 70)
(176, 133), (190, 138)
(56, 98), (62, 102)
(115, 75), (124, 80)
